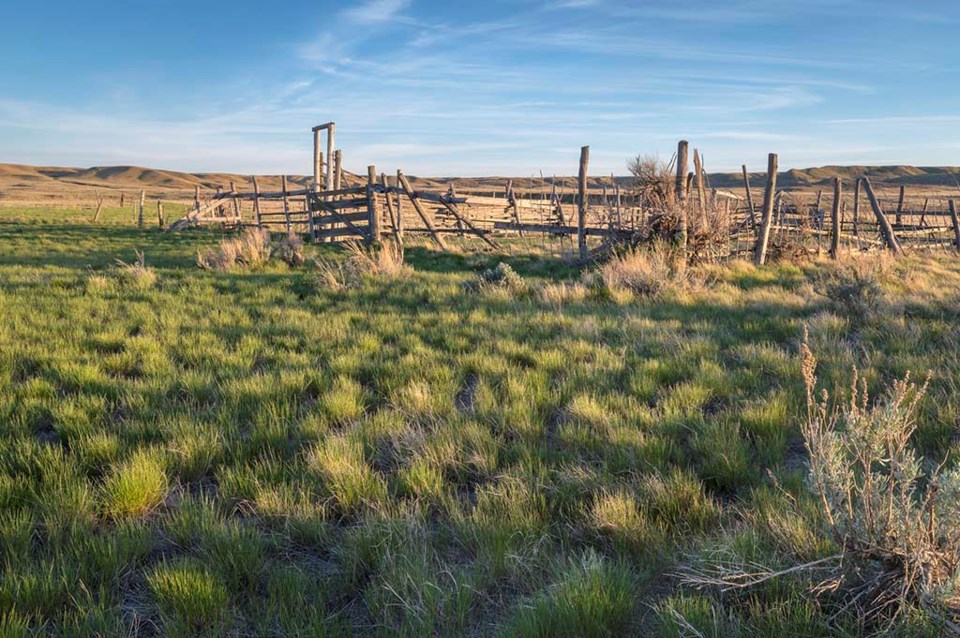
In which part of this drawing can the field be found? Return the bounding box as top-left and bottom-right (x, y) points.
(1, 202), (960, 636)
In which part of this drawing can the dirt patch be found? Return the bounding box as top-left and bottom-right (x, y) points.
(455, 373), (480, 413)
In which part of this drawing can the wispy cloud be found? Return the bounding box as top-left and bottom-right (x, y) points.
(343, 0), (412, 23)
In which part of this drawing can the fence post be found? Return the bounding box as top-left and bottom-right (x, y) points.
(675, 140), (689, 246)
(157, 200), (164, 229)
(741, 164), (756, 228)
(852, 178), (861, 237)
(949, 200), (960, 252)
(252, 176), (262, 229)
(395, 170), (405, 240)
(280, 175), (291, 232)
(137, 190), (145, 228)
(829, 178), (842, 260)
(367, 165), (382, 243)
(754, 153), (778, 265)
(577, 145), (590, 262)
(896, 185), (905, 226)
(862, 178), (902, 255)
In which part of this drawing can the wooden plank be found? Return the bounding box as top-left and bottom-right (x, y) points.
(314, 199), (369, 239)
(830, 177), (842, 260)
(494, 222), (625, 237)
(754, 153), (779, 265)
(382, 173), (399, 235)
(862, 177), (902, 255)
(397, 171), (448, 250)
(578, 145), (590, 261)
(315, 226), (366, 240)
(314, 211), (369, 226)
(281, 175), (291, 232)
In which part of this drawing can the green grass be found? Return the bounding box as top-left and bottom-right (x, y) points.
(1, 206), (959, 634)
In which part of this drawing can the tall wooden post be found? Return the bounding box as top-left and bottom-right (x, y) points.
(157, 200), (164, 229)
(367, 165), (382, 243)
(741, 165), (756, 228)
(312, 129), (323, 193)
(754, 153), (779, 265)
(896, 185), (905, 226)
(333, 150), (343, 191)
(326, 124), (336, 191)
(852, 178), (861, 237)
(395, 170), (405, 240)
(693, 150), (706, 228)
(577, 145), (590, 262)
(862, 178), (902, 255)
(829, 178), (842, 260)
(138, 190), (145, 228)
(252, 176), (263, 229)
(675, 140), (689, 203)
(120, 192), (125, 208)
(949, 200), (960, 252)
(280, 175), (291, 232)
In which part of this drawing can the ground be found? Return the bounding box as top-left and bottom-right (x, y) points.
(0, 204), (958, 636)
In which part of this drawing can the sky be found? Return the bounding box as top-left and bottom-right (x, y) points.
(1, 0), (959, 176)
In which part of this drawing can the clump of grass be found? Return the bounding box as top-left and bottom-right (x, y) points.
(114, 250), (156, 291)
(313, 241), (410, 290)
(465, 262), (527, 294)
(272, 231), (305, 267)
(309, 436), (387, 518)
(84, 273), (113, 295)
(197, 228), (271, 270)
(507, 551), (634, 637)
(590, 488), (663, 554)
(597, 241), (697, 299)
(101, 449), (168, 519)
(147, 559), (229, 635)
(814, 254), (887, 325)
(537, 281), (589, 306)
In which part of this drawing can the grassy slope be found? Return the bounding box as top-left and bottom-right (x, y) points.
(0, 205), (958, 636)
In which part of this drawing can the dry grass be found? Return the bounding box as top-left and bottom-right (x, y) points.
(272, 232), (305, 267)
(197, 228), (271, 270)
(114, 250), (157, 290)
(598, 241), (700, 299)
(312, 240), (411, 290)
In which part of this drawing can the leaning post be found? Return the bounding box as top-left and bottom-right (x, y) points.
(754, 153), (779, 265)
(862, 178), (902, 255)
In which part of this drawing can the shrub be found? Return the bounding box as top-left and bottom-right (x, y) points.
(537, 281), (589, 306)
(197, 228), (271, 270)
(114, 250), (156, 291)
(599, 241), (697, 299)
(465, 262), (527, 294)
(272, 232), (305, 267)
(815, 255), (886, 325)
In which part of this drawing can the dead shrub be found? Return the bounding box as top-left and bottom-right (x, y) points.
(628, 154), (675, 210)
(273, 232), (305, 267)
(197, 228), (271, 271)
(464, 262), (527, 295)
(814, 254), (889, 325)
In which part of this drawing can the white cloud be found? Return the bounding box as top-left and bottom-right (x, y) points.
(343, 0), (412, 24)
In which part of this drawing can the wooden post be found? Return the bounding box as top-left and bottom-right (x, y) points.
(577, 145), (590, 261)
(896, 185), (905, 226)
(693, 149), (706, 227)
(334, 150), (343, 191)
(381, 173), (399, 236)
(120, 192), (125, 208)
(157, 200), (164, 229)
(252, 176), (263, 229)
(862, 178), (902, 255)
(741, 165), (756, 228)
(93, 191), (104, 222)
(312, 129), (322, 193)
(137, 190), (145, 228)
(229, 181), (241, 227)
(395, 170), (404, 240)
(675, 141), (689, 247)
(754, 153), (779, 265)
(281, 175), (291, 232)
(367, 165), (382, 243)
(949, 200), (960, 252)
(675, 140), (688, 203)
(852, 178), (861, 237)
(325, 124), (336, 191)
(829, 178), (842, 260)
(919, 198), (929, 228)
(397, 170), (447, 250)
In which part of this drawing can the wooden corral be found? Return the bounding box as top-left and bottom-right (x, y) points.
(167, 126), (960, 263)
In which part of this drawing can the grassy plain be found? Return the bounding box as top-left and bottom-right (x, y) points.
(1, 204), (959, 636)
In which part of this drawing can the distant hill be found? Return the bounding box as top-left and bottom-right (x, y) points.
(3, 162), (960, 204)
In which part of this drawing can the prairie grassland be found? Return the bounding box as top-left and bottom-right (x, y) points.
(1, 206), (959, 636)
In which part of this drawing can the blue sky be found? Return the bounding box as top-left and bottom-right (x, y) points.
(1, 0), (958, 176)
